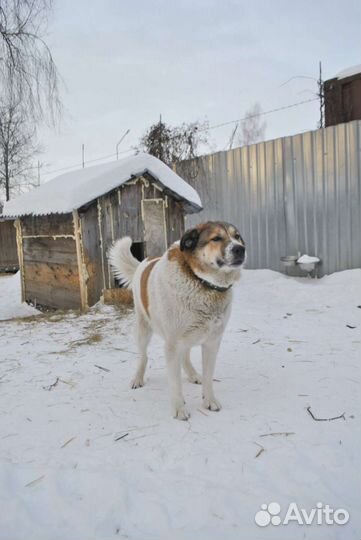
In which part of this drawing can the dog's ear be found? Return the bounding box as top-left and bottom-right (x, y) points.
(180, 228), (200, 251)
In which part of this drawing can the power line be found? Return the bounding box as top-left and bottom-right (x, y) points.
(38, 97), (318, 179)
(41, 148), (132, 177)
(199, 97), (318, 132)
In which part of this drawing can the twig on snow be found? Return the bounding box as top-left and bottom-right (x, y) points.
(306, 406), (345, 422)
(260, 431), (295, 438)
(114, 433), (129, 442)
(254, 442), (265, 458)
(94, 364), (111, 372)
(43, 377), (59, 391)
(58, 378), (75, 387)
(61, 437), (76, 448)
(25, 475), (45, 487)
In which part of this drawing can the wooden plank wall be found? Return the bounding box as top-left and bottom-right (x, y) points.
(21, 214), (81, 309)
(165, 199), (185, 244)
(142, 179), (185, 243)
(80, 178), (186, 305)
(21, 214), (75, 236)
(0, 220), (18, 270)
(80, 204), (104, 307)
(81, 182), (145, 301)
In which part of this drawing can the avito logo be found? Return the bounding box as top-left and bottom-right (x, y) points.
(255, 502), (349, 527)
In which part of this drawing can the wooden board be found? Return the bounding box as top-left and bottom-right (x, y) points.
(165, 199), (185, 245)
(24, 258), (81, 309)
(103, 288), (133, 306)
(98, 183), (144, 289)
(80, 203), (104, 307)
(21, 214), (74, 237)
(25, 281), (81, 310)
(116, 183), (143, 240)
(98, 197), (113, 290)
(23, 237), (78, 265)
(142, 199), (167, 257)
(110, 190), (122, 241)
(143, 181), (159, 199)
(25, 261), (80, 290)
(20, 230), (81, 309)
(0, 220), (18, 270)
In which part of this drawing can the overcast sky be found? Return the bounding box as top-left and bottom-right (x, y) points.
(39, 0), (361, 181)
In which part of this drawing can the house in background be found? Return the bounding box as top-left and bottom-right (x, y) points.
(324, 64), (361, 127)
(2, 153), (202, 310)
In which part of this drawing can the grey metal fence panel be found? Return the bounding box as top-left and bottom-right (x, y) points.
(176, 120), (361, 276)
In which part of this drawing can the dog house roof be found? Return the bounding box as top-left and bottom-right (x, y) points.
(2, 153), (202, 217)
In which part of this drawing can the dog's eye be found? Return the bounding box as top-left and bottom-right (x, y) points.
(234, 233), (241, 241)
(212, 236), (222, 242)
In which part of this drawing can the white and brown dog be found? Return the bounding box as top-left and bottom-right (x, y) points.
(109, 221), (246, 420)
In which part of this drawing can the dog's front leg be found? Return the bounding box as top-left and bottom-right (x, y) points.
(165, 343), (190, 421)
(202, 338), (222, 411)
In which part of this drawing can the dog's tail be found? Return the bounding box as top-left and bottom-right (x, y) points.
(108, 237), (140, 287)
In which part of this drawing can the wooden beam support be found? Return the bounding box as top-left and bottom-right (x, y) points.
(72, 209), (88, 311)
(14, 218), (25, 303)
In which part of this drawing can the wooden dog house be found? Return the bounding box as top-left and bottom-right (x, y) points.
(2, 153), (202, 310)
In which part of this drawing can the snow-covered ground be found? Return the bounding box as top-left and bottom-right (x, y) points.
(0, 273), (38, 321)
(0, 269), (360, 540)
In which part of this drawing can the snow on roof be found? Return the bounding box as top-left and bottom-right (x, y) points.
(336, 64), (361, 80)
(2, 153), (202, 217)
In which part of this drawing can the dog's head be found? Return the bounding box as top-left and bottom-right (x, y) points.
(180, 221), (246, 274)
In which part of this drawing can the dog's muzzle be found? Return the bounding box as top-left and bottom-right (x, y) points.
(231, 244), (246, 266)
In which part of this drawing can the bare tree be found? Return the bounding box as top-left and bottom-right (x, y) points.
(0, 99), (39, 201)
(0, 0), (61, 123)
(238, 102), (266, 146)
(137, 118), (209, 167)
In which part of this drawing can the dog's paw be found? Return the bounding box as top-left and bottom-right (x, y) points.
(203, 396), (222, 411)
(130, 375), (144, 389)
(173, 404), (191, 421)
(188, 372), (202, 385)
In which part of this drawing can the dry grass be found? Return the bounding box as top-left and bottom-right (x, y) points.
(69, 332), (103, 348)
(1, 310), (81, 325)
(47, 331), (104, 357)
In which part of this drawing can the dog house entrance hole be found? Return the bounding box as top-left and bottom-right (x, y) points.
(130, 242), (145, 262)
(114, 242), (144, 288)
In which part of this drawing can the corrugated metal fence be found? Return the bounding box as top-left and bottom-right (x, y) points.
(176, 120), (361, 275)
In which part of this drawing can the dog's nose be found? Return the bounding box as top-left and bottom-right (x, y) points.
(232, 244), (245, 259)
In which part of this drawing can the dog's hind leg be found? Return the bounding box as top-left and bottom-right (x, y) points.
(165, 343), (190, 420)
(182, 349), (202, 384)
(131, 313), (152, 389)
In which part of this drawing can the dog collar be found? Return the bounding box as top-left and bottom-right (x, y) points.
(184, 259), (233, 292)
(196, 275), (233, 293)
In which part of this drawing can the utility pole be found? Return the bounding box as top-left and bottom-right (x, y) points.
(37, 160), (41, 186)
(82, 144), (85, 168)
(228, 123), (239, 149)
(116, 129), (130, 159)
(318, 61), (324, 129)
